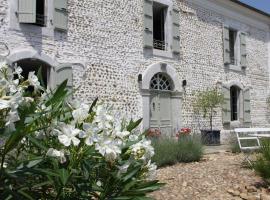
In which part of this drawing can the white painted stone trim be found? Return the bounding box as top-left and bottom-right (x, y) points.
(140, 62), (182, 134)
(6, 48), (59, 89)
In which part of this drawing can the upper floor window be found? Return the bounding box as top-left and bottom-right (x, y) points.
(229, 29), (238, 65)
(153, 2), (167, 51)
(223, 26), (247, 70)
(143, 0), (180, 57)
(16, 0), (68, 31)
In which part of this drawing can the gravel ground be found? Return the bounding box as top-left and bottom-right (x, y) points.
(149, 152), (270, 200)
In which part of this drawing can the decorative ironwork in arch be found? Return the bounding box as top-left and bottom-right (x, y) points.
(150, 73), (173, 91)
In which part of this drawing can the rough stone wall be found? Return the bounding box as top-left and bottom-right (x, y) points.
(0, 0), (269, 142)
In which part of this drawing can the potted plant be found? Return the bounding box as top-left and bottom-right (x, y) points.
(193, 88), (224, 145)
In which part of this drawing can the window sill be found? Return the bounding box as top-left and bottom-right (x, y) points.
(225, 64), (246, 72)
(153, 49), (173, 59)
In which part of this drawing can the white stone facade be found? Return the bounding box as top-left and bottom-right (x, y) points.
(0, 0), (269, 143)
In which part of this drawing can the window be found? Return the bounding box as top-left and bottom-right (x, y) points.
(15, 59), (50, 87)
(230, 86), (240, 121)
(150, 73), (173, 91)
(229, 29), (237, 65)
(35, 0), (46, 26)
(153, 2), (167, 51)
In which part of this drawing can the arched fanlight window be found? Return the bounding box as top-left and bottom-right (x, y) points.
(150, 73), (173, 91)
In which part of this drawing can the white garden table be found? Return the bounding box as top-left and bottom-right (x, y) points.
(234, 128), (270, 165)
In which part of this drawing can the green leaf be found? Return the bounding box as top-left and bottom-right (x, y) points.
(126, 118), (142, 132)
(45, 80), (68, 107)
(58, 168), (70, 186)
(89, 97), (98, 113)
(122, 166), (141, 182)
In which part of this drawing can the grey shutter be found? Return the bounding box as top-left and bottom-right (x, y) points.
(18, 0), (36, 23)
(54, 0), (68, 31)
(172, 8), (180, 54)
(222, 86), (231, 124)
(143, 0), (153, 48)
(243, 89), (251, 124)
(223, 26), (230, 65)
(54, 64), (73, 90)
(240, 32), (247, 68)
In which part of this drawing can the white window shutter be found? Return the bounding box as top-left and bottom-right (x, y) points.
(222, 86), (231, 124)
(143, 0), (153, 48)
(54, 0), (68, 31)
(18, 0), (36, 23)
(243, 88), (251, 124)
(223, 26), (230, 65)
(240, 32), (247, 68)
(172, 8), (180, 54)
(54, 64), (73, 90)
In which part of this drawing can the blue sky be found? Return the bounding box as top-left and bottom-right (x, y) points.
(239, 0), (270, 14)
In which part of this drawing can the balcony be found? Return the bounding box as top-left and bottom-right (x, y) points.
(153, 39), (167, 51)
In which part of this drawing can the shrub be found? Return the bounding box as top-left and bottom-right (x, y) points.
(229, 136), (241, 153)
(177, 135), (203, 163)
(0, 62), (163, 199)
(253, 139), (270, 182)
(152, 136), (203, 167)
(152, 138), (179, 167)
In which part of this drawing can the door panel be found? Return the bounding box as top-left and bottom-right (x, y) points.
(149, 92), (172, 135)
(150, 94), (159, 128)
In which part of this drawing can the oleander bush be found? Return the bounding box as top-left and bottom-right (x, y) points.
(0, 62), (163, 199)
(152, 136), (203, 168)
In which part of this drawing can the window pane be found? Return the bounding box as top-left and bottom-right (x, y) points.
(153, 2), (167, 50)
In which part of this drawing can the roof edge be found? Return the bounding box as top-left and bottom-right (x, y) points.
(230, 0), (270, 18)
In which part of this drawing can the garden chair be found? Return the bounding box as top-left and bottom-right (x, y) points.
(235, 128), (262, 165)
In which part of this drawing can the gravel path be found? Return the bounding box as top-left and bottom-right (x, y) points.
(150, 152), (269, 200)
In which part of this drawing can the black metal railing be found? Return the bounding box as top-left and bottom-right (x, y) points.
(153, 39), (167, 51)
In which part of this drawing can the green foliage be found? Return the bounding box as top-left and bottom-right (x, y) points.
(193, 88), (224, 131)
(229, 136), (241, 153)
(152, 136), (203, 167)
(253, 139), (270, 182)
(0, 79), (163, 199)
(177, 136), (203, 163)
(152, 138), (179, 167)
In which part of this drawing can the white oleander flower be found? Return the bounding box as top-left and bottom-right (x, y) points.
(145, 161), (157, 180)
(95, 139), (121, 161)
(94, 105), (113, 130)
(72, 103), (90, 123)
(80, 123), (100, 146)
(128, 134), (139, 142)
(114, 123), (130, 139)
(56, 124), (81, 147)
(28, 71), (41, 89)
(13, 65), (23, 78)
(46, 148), (66, 163)
(5, 110), (19, 127)
(130, 139), (154, 161)
(117, 162), (130, 174)
(0, 99), (10, 110)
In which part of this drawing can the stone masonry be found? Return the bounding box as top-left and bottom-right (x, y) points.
(0, 0), (269, 143)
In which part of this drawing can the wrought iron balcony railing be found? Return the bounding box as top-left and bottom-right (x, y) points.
(153, 39), (167, 51)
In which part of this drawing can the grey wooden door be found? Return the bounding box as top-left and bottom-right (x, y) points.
(150, 92), (172, 135)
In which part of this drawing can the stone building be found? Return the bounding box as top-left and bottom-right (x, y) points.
(0, 0), (269, 142)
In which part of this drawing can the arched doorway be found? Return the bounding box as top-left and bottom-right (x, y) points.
(140, 62), (182, 137)
(14, 58), (51, 87)
(149, 73), (173, 135)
